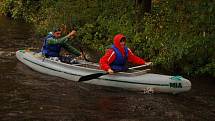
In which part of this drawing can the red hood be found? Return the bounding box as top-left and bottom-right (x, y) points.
(113, 34), (126, 56)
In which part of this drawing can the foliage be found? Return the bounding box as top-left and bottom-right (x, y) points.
(0, 0), (214, 77)
(0, 0), (41, 21)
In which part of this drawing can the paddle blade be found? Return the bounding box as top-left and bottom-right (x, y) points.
(78, 72), (107, 82)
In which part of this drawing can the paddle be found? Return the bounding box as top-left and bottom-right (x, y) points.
(79, 47), (90, 62)
(78, 63), (151, 82)
(78, 72), (108, 82)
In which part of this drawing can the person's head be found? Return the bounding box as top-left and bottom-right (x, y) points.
(113, 33), (126, 48)
(119, 37), (126, 48)
(53, 28), (62, 38)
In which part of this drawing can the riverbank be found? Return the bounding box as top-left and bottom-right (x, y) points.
(1, 1), (214, 78)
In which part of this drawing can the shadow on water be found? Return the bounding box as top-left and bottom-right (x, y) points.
(0, 15), (215, 121)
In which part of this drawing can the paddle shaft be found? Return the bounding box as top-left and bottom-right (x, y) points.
(78, 64), (150, 82)
(128, 64), (148, 70)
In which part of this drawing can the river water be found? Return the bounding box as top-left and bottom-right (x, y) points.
(0, 15), (214, 121)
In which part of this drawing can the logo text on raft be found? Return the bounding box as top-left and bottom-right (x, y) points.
(169, 83), (182, 88)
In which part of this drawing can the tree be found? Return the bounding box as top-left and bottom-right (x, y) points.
(135, 0), (151, 13)
(134, 0), (152, 32)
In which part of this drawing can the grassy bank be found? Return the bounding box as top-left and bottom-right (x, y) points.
(1, 0), (214, 77)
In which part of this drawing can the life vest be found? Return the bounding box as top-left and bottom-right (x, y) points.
(110, 45), (128, 71)
(41, 33), (61, 57)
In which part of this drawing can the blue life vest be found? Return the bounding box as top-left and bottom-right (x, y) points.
(110, 45), (128, 71)
(41, 33), (61, 57)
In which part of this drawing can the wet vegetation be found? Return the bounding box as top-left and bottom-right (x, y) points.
(0, 0), (214, 78)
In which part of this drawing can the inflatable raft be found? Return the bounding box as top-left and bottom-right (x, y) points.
(16, 50), (191, 94)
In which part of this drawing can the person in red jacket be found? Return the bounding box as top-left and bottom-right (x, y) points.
(99, 33), (152, 74)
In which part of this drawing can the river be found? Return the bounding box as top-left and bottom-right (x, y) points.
(0, 15), (214, 121)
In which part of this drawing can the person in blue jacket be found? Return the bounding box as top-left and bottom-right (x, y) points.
(41, 28), (81, 58)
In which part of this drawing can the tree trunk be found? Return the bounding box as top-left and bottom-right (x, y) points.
(134, 0), (152, 32)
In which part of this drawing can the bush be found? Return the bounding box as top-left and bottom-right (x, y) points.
(1, 0), (214, 77)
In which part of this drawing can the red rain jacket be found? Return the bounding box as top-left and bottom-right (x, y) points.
(99, 34), (145, 71)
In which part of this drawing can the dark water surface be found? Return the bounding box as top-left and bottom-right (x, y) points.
(0, 16), (215, 121)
